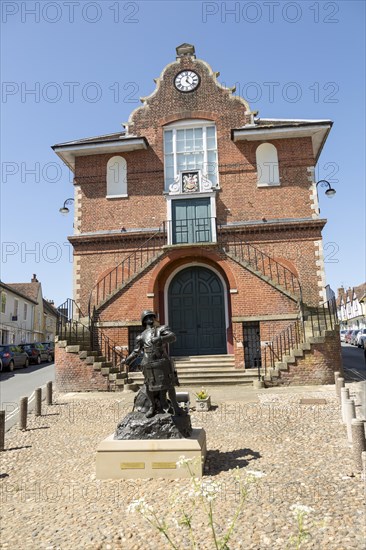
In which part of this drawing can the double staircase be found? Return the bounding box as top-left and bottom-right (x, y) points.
(56, 224), (339, 390)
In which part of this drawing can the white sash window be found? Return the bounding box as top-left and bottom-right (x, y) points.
(164, 120), (218, 191)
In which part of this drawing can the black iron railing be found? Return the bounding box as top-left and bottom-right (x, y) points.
(217, 226), (302, 300)
(166, 217), (216, 245)
(90, 317), (125, 368)
(88, 224), (167, 317)
(265, 319), (304, 370)
(307, 297), (338, 335)
(57, 299), (88, 342)
(264, 297), (338, 370)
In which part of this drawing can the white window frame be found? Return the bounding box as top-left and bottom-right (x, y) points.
(163, 119), (219, 191)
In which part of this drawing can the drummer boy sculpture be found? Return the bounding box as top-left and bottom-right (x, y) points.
(123, 310), (183, 418)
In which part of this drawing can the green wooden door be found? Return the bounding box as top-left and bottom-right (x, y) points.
(172, 198), (211, 244)
(168, 266), (226, 356)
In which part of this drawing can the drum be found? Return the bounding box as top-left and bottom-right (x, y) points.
(143, 357), (174, 391)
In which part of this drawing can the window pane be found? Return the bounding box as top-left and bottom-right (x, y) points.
(165, 154), (174, 167)
(166, 166), (174, 179)
(185, 129), (193, 140)
(177, 140), (185, 153)
(194, 138), (203, 150)
(207, 126), (215, 137)
(177, 130), (185, 141)
(164, 131), (173, 154)
(194, 128), (203, 139)
(185, 139), (194, 151)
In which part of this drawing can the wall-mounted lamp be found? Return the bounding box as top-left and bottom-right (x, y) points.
(316, 180), (336, 213)
(59, 198), (74, 215)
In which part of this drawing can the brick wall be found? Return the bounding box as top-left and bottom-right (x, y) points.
(55, 345), (108, 392)
(279, 329), (343, 385)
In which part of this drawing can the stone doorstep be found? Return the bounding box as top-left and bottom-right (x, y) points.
(93, 362), (103, 370)
(96, 428), (206, 480)
(79, 351), (88, 360)
(65, 345), (80, 353)
(85, 356), (96, 365)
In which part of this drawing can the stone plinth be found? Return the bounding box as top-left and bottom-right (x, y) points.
(96, 428), (206, 479)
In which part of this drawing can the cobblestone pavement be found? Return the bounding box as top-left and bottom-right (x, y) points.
(1, 384), (365, 549)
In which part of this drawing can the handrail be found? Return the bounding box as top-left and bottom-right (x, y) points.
(307, 296), (338, 335)
(88, 223), (167, 317)
(90, 313), (126, 369)
(217, 225), (302, 300)
(264, 297), (338, 370)
(57, 298), (127, 374)
(56, 299), (89, 342)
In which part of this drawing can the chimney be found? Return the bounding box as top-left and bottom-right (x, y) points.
(31, 274), (38, 283)
(337, 287), (344, 297)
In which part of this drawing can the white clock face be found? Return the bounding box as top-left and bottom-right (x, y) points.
(174, 70), (200, 93)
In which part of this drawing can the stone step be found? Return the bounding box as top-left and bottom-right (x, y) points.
(175, 366), (240, 373)
(173, 355), (235, 361)
(128, 370), (262, 386)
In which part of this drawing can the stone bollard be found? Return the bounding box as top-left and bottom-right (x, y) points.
(46, 381), (53, 406)
(351, 419), (366, 472)
(334, 371), (340, 384)
(19, 397), (28, 430)
(336, 377), (345, 401)
(362, 452), (366, 482)
(358, 381), (366, 420)
(345, 399), (356, 443)
(0, 410), (5, 451)
(341, 387), (350, 422)
(35, 388), (42, 417)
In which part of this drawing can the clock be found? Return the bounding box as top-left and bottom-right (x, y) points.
(174, 70), (200, 93)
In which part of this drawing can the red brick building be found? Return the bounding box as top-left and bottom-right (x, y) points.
(53, 44), (341, 390)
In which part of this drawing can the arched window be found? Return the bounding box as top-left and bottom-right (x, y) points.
(106, 156), (127, 197)
(256, 143), (280, 186)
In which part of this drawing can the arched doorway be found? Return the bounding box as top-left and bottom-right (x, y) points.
(168, 266), (227, 356)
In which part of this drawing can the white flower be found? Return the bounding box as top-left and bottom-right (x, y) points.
(127, 497), (152, 515)
(290, 504), (314, 515)
(176, 455), (198, 468)
(245, 470), (266, 479)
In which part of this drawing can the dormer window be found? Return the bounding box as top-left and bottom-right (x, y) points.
(256, 143), (280, 186)
(164, 120), (218, 191)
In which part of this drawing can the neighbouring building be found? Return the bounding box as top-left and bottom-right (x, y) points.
(1, 275), (56, 343)
(337, 284), (366, 329)
(0, 282), (37, 344)
(53, 44), (341, 391)
(43, 299), (58, 342)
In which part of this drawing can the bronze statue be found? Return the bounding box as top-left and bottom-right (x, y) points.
(123, 310), (183, 418)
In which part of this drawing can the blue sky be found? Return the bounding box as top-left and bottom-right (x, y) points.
(1, 0), (365, 306)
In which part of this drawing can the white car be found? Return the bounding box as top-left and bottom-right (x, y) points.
(340, 330), (348, 342)
(356, 329), (366, 347)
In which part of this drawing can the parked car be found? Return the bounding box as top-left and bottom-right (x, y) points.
(356, 328), (366, 347)
(350, 330), (360, 346)
(41, 342), (55, 360)
(0, 345), (29, 371)
(340, 329), (348, 342)
(20, 343), (52, 364)
(344, 330), (354, 344)
(358, 334), (366, 349)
